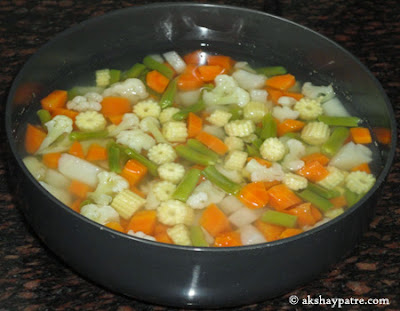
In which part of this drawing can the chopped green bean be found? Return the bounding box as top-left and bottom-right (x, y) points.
(173, 100), (206, 121)
(228, 105), (243, 121)
(108, 143), (122, 173)
(321, 127), (349, 157)
(69, 129), (109, 141)
(122, 63), (146, 80)
(283, 132), (301, 140)
(190, 226), (209, 247)
(80, 199), (92, 208)
(252, 138), (263, 149)
(109, 69), (121, 84)
(246, 144), (261, 157)
(306, 183), (341, 199)
(175, 145), (216, 166)
(261, 210), (298, 227)
(318, 115), (360, 127)
(260, 113), (277, 139)
(123, 146), (158, 176)
(202, 166), (241, 195)
(172, 168), (202, 202)
(187, 139), (220, 162)
(255, 66), (287, 77)
(143, 55), (174, 79)
(159, 78), (177, 109)
(36, 109), (52, 127)
(297, 188), (333, 212)
(344, 189), (363, 207)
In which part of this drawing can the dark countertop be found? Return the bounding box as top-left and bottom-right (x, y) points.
(0, 0), (399, 310)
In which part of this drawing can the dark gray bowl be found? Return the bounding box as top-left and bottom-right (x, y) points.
(5, 3), (396, 308)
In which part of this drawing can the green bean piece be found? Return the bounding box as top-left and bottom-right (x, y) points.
(173, 100), (206, 121)
(202, 166), (241, 195)
(283, 132), (301, 140)
(306, 183), (341, 200)
(108, 143), (122, 173)
(109, 69), (121, 84)
(297, 188), (333, 212)
(229, 105), (243, 121)
(175, 145), (216, 166)
(260, 113), (277, 140)
(69, 129), (109, 141)
(122, 63), (146, 80)
(246, 144), (261, 157)
(138, 68), (150, 83)
(36, 109), (52, 127)
(252, 138), (263, 149)
(190, 226), (209, 247)
(261, 210), (298, 228)
(344, 189), (363, 207)
(172, 168), (202, 202)
(123, 146), (158, 176)
(143, 55), (174, 79)
(159, 78), (177, 109)
(80, 199), (92, 208)
(187, 139), (220, 162)
(321, 127), (350, 157)
(202, 83), (214, 91)
(255, 66), (287, 77)
(318, 115), (360, 127)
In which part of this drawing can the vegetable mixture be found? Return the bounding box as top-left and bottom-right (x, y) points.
(23, 50), (382, 247)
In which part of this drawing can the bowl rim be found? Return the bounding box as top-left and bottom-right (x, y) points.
(5, 2), (397, 253)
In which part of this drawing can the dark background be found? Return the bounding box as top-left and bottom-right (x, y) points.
(0, 1), (399, 310)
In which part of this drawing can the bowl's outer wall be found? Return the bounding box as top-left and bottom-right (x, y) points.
(6, 4), (395, 308)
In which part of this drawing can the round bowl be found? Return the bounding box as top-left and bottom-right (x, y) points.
(5, 3), (396, 308)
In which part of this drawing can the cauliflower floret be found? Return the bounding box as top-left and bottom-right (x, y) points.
(294, 97), (323, 120)
(80, 203), (120, 225)
(302, 82), (335, 100)
(281, 139), (306, 171)
(224, 136), (244, 151)
(203, 74), (250, 107)
(107, 113), (139, 136)
(186, 192), (209, 209)
(152, 181), (177, 201)
(167, 224), (192, 246)
(103, 78), (148, 103)
(345, 171), (376, 194)
(187, 180), (225, 209)
(272, 106), (300, 122)
(111, 189), (146, 219)
(159, 107), (180, 123)
(215, 165), (244, 184)
(245, 159), (285, 182)
(232, 69), (266, 90)
(147, 143), (177, 165)
(89, 171), (129, 205)
(224, 150), (248, 171)
(75, 111), (107, 132)
(133, 99), (161, 119)
(224, 120), (256, 137)
(277, 96), (297, 107)
(283, 173), (308, 191)
(37, 115), (73, 153)
(66, 92), (103, 112)
(317, 166), (346, 189)
(301, 121), (330, 145)
(207, 109), (232, 127)
(250, 89), (269, 104)
(157, 200), (194, 226)
(127, 230), (156, 241)
(260, 137), (286, 162)
(243, 101), (267, 122)
(158, 162), (185, 184)
(139, 117), (166, 143)
(162, 121), (188, 143)
(329, 142), (372, 171)
(116, 129), (156, 153)
(203, 124), (226, 140)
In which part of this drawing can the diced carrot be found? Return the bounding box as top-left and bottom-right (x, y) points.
(25, 124), (47, 154)
(86, 143), (108, 162)
(42, 152), (62, 169)
(297, 160), (329, 182)
(247, 157), (272, 168)
(183, 50), (207, 65)
(310, 206), (322, 222)
(177, 64), (204, 91)
(119, 217), (130, 230)
(238, 182), (270, 209)
(279, 228), (303, 239)
(126, 210), (157, 235)
(120, 159), (148, 186)
(40, 90), (68, 111)
(350, 127), (372, 144)
(50, 107), (79, 120)
(197, 65), (225, 82)
(329, 195), (347, 209)
(146, 70), (170, 94)
(351, 162), (371, 174)
(277, 119), (305, 136)
(155, 232), (174, 244)
(105, 221), (124, 233)
(207, 55), (234, 72)
(70, 198), (82, 213)
(263, 180), (281, 190)
(130, 186), (146, 198)
(265, 74), (296, 91)
(154, 222), (170, 236)
(108, 115), (124, 125)
(282, 90), (304, 101)
(185, 113), (202, 139)
(101, 96), (131, 118)
(286, 202), (316, 227)
(200, 204), (231, 237)
(254, 219), (285, 242)
(265, 87), (283, 104)
(195, 131), (228, 155)
(213, 231), (242, 247)
(68, 141), (85, 159)
(373, 127), (391, 145)
(267, 184), (302, 211)
(301, 153), (330, 166)
(68, 180), (93, 199)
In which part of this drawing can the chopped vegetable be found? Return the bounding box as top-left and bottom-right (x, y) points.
(25, 124), (47, 154)
(318, 115), (360, 127)
(111, 189), (146, 220)
(266, 184), (302, 210)
(350, 127), (372, 144)
(321, 127), (349, 157)
(41, 90), (68, 111)
(261, 210), (297, 228)
(202, 166), (241, 195)
(143, 55), (174, 79)
(195, 131), (228, 155)
(200, 203), (231, 237)
(238, 182), (269, 209)
(297, 188), (333, 212)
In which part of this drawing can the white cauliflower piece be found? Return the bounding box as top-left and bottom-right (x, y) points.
(127, 230), (156, 241)
(187, 180), (225, 209)
(215, 165), (244, 184)
(167, 224), (192, 246)
(157, 200), (194, 226)
(107, 113), (139, 136)
(152, 181), (177, 201)
(281, 139), (306, 171)
(224, 136), (244, 151)
(317, 166), (346, 189)
(277, 96), (297, 107)
(243, 101), (267, 122)
(232, 69), (266, 90)
(294, 97), (323, 120)
(116, 129), (156, 153)
(158, 162), (185, 184)
(159, 107), (180, 123)
(133, 99), (161, 119)
(37, 115), (73, 153)
(329, 142), (372, 171)
(162, 121), (188, 142)
(66, 92), (103, 112)
(80, 203), (120, 225)
(250, 89), (269, 104)
(224, 150), (248, 171)
(207, 109), (232, 127)
(302, 82), (335, 100)
(272, 106), (300, 122)
(186, 192), (209, 210)
(301, 121), (330, 145)
(103, 78), (148, 103)
(23, 156), (47, 181)
(260, 137), (286, 162)
(345, 171), (376, 194)
(202, 125), (226, 140)
(224, 119), (256, 137)
(140, 117), (166, 143)
(75, 111), (107, 132)
(147, 143), (177, 165)
(39, 181), (72, 206)
(89, 171), (129, 205)
(283, 173), (308, 191)
(203, 74), (250, 107)
(245, 159), (285, 182)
